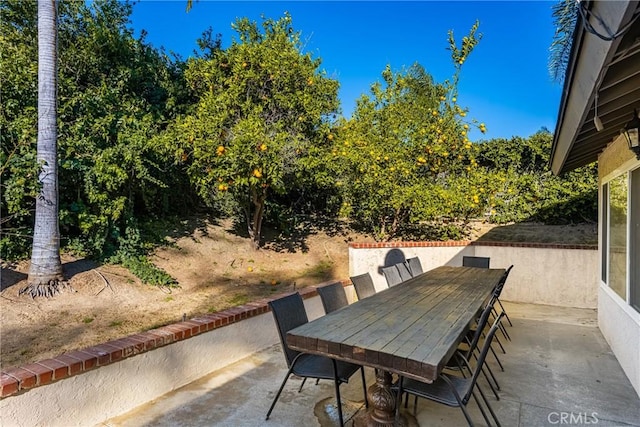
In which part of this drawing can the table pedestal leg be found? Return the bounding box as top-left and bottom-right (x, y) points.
(353, 369), (418, 427)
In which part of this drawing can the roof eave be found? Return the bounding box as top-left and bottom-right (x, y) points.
(550, 0), (636, 175)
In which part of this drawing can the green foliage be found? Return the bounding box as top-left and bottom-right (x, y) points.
(1, 1), (186, 251)
(228, 294), (249, 306)
(475, 130), (598, 224)
(328, 24), (485, 240)
(0, 0), (599, 270)
(114, 255), (178, 287)
(105, 219), (178, 287)
(162, 13), (339, 248)
(54, 0), (192, 257)
(0, 0), (41, 259)
(1, 0), (191, 286)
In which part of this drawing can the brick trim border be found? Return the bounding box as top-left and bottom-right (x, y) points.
(349, 241), (597, 250)
(0, 279), (350, 399)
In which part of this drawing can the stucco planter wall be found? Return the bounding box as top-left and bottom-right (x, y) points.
(349, 241), (598, 308)
(0, 287), (327, 427)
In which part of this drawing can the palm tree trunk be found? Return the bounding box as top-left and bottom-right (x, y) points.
(24, 0), (64, 298)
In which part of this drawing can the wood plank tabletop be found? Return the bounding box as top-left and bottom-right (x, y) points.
(287, 265), (504, 383)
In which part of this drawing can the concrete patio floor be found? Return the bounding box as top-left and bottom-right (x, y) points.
(101, 302), (640, 427)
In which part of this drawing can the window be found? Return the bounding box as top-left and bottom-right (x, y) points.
(631, 168), (640, 312)
(601, 184), (608, 283)
(603, 167), (640, 314)
(608, 174), (627, 300)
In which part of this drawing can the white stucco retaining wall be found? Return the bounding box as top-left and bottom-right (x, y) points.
(349, 243), (598, 308)
(0, 296), (324, 427)
(350, 245), (473, 293)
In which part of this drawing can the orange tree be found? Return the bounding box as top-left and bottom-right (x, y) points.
(163, 14), (339, 249)
(329, 23), (485, 241)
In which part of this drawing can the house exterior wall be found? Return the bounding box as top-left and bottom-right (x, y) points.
(598, 135), (640, 398)
(598, 286), (640, 396)
(598, 135), (638, 181)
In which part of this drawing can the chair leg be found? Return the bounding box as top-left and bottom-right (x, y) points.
(266, 370), (293, 420)
(470, 388), (492, 427)
(497, 298), (513, 327)
(498, 321), (511, 341)
(475, 383), (502, 427)
(360, 367), (369, 408)
(394, 376), (404, 422)
(442, 376), (475, 427)
(489, 344), (505, 371)
(331, 359), (345, 427)
(298, 377), (308, 393)
(471, 350), (501, 392)
(493, 334), (507, 355)
(491, 309), (511, 343)
(481, 365), (500, 400)
(458, 403), (476, 427)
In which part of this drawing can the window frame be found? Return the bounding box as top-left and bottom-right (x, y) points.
(602, 166), (640, 314)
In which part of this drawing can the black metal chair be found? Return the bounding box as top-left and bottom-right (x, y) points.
(406, 257), (423, 276)
(466, 267), (515, 366)
(492, 265), (514, 327)
(350, 272), (376, 300)
(462, 256), (490, 268)
(266, 293), (368, 426)
(453, 295), (502, 400)
(396, 262), (413, 282)
(479, 265), (515, 347)
(382, 265), (403, 287)
(317, 282), (349, 314)
(394, 313), (505, 427)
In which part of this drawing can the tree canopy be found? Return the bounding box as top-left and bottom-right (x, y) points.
(163, 14), (340, 249)
(0, 2), (598, 286)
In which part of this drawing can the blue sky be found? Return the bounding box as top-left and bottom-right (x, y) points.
(129, 1), (562, 142)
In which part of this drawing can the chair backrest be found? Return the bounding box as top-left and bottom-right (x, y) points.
(406, 257), (423, 276)
(494, 265), (514, 297)
(350, 272), (376, 299)
(462, 256), (490, 268)
(317, 282), (349, 314)
(396, 262), (413, 282)
(463, 312), (505, 403)
(268, 293), (308, 368)
(382, 265), (403, 287)
(464, 296), (497, 360)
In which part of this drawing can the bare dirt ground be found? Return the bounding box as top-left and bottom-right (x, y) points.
(0, 219), (597, 369)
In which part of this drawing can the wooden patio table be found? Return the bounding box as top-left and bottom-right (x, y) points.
(287, 265), (505, 426)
